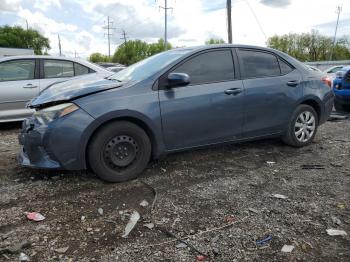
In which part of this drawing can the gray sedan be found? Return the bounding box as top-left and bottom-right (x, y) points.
(0, 55), (112, 122)
(19, 45), (334, 182)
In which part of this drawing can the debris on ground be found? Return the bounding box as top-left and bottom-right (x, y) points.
(196, 254), (207, 261)
(281, 244), (295, 253)
(55, 246), (69, 253)
(328, 113), (349, 121)
(143, 223), (154, 229)
(122, 210), (140, 238)
(25, 212), (45, 222)
(139, 200), (149, 207)
(18, 252), (30, 261)
(0, 240), (31, 254)
(271, 194), (288, 199)
(300, 164), (325, 170)
(337, 203), (346, 209)
(331, 216), (341, 225)
(224, 215), (235, 223)
(176, 242), (187, 249)
(266, 161), (275, 166)
(326, 229), (347, 236)
(97, 208), (103, 216)
(256, 235), (272, 246)
(248, 208), (259, 214)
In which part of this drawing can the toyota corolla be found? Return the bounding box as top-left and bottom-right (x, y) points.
(18, 45), (334, 182)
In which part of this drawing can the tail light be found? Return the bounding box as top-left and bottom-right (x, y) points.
(322, 77), (332, 88)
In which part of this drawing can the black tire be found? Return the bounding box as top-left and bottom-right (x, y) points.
(88, 121), (151, 182)
(282, 104), (318, 147)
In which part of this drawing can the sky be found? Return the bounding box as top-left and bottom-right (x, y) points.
(0, 0), (349, 58)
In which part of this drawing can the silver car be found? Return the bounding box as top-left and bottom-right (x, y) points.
(0, 55), (112, 122)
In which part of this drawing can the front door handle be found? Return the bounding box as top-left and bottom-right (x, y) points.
(224, 88), (242, 95)
(23, 84), (38, 89)
(286, 80), (300, 87)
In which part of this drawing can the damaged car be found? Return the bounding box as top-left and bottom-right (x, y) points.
(18, 45), (334, 182)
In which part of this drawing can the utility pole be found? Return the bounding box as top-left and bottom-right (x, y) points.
(227, 0), (232, 44)
(103, 16), (116, 58)
(329, 5), (342, 61)
(120, 30), (128, 45)
(25, 19), (29, 30)
(58, 34), (62, 56)
(159, 0), (173, 49)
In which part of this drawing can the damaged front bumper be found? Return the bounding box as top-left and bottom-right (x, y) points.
(18, 108), (95, 171)
(18, 118), (62, 169)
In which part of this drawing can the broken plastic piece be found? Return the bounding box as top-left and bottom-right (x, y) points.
(272, 194), (288, 199)
(326, 229), (347, 236)
(122, 210), (140, 238)
(196, 255), (206, 261)
(281, 244), (294, 252)
(139, 200), (149, 207)
(256, 235), (272, 246)
(26, 212), (45, 222)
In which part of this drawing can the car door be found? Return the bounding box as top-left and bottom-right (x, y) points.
(237, 48), (302, 137)
(158, 49), (245, 150)
(39, 59), (93, 91)
(0, 59), (39, 121)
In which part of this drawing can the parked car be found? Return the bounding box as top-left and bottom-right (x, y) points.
(106, 66), (126, 73)
(307, 65), (322, 72)
(332, 66), (350, 112)
(0, 56), (112, 122)
(18, 45), (334, 182)
(324, 65), (346, 83)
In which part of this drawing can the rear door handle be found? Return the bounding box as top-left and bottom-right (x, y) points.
(23, 84), (38, 89)
(224, 88), (242, 95)
(286, 80), (300, 87)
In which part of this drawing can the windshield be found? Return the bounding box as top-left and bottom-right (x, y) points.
(109, 49), (191, 82)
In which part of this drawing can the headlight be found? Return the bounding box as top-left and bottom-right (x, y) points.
(335, 71), (345, 78)
(34, 103), (79, 125)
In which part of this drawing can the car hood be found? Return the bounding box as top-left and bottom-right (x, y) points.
(29, 73), (123, 108)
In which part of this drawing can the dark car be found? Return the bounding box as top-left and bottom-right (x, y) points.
(18, 45), (334, 182)
(332, 66), (350, 112)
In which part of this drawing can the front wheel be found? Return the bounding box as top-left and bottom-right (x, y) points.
(282, 105), (318, 147)
(88, 121), (151, 182)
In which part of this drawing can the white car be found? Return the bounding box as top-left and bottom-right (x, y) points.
(0, 55), (113, 122)
(323, 65), (346, 83)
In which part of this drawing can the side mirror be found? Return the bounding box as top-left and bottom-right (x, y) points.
(167, 73), (190, 88)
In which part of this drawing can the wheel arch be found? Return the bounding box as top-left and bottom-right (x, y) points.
(78, 110), (163, 170)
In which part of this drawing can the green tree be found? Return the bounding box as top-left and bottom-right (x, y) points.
(0, 25), (50, 55)
(267, 30), (350, 61)
(89, 52), (110, 63)
(205, 38), (225, 45)
(112, 39), (172, 66)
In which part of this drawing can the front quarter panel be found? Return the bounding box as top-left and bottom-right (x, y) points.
(74, 81), (164, 167)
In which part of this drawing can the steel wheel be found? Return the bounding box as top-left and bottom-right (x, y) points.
(104, 135), (139, 168)
(294, 111), (316, 143)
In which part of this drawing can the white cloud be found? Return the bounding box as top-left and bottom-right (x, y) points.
(33, 0), (61, 12)
(0, 0), (21, 12)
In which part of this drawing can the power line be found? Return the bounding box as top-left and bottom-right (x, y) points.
(329, 5), (342, 61)
(244, 0), (267, 41)
(159, 0), (173, 49)
(103, 16), (116, 58)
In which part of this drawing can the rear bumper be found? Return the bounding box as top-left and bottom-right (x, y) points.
(319, 94), (334, 124)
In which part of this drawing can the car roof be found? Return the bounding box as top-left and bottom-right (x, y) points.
(173, 44), (281, 53)
(0, 55), (88, 63)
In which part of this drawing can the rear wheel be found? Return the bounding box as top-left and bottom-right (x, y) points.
(282, 105), (318, 147)
(88, 121), (151, 182)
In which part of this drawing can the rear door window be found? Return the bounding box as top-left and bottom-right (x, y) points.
(0, 60), (35, 81)
(239, 49), (280, 78)
(44, 60), (74, 78)
(171, 50), (235, 85)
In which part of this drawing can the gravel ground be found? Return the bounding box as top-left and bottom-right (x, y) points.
(0, 116), (349, 262)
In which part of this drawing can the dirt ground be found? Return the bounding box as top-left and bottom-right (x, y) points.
(0, 115), (349, 262)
